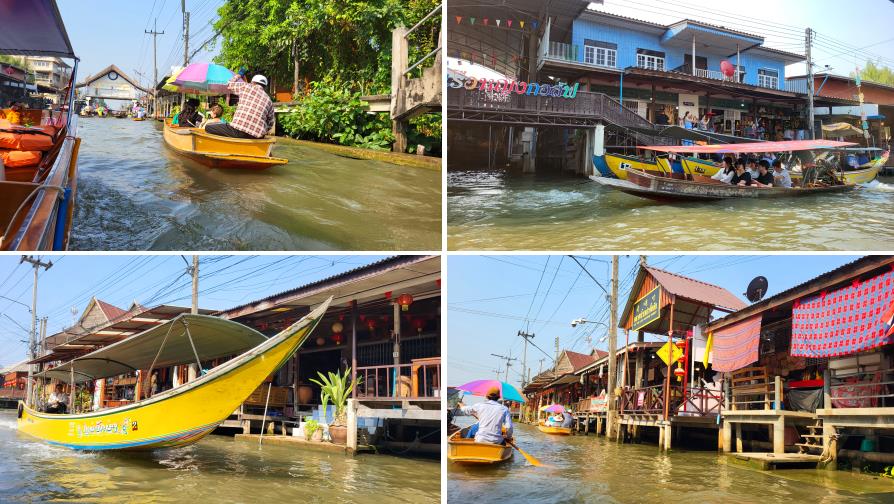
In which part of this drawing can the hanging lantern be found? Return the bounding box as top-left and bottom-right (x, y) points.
(674, 363), (686, 382)
(331, 332), (343, 345)
(397, 293), (414, 312)
(413, 318), (425, 334)
(331, 321), (344, 334)
(315, 336), (326, 347)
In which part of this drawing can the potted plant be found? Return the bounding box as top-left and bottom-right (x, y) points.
(304, 418), (321, 442)
(309, 367), (360, 445)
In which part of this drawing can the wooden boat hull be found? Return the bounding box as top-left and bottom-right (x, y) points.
(16, 301), (329, 451)
(591, 169), (858, 201)
(603, 153), (666, 180)
(680, 157), (721, 177)
(538, 423), (572, 435)
(162, 123), (288, 170)
(447, 430), (512, 464)
(841, 165), (880, 184)
(132, 117), (145, 121)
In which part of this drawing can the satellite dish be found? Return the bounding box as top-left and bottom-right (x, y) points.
(746, 276), (769, 302)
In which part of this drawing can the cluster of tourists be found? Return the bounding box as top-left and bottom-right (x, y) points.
(711, 155), (792, 188)
(171, 71), (274, 139)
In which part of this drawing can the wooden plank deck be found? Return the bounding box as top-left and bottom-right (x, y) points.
(728, 452), (822, 470)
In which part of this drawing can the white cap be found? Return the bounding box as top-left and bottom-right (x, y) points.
(251, 74), (268, 86)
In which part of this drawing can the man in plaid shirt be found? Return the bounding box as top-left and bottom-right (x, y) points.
(206, 73), (274, 139)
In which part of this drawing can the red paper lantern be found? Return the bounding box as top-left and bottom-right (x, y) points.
(397, 293), (414, 312)
(720, 60), (735, 77)
(331, 332), (343, 345)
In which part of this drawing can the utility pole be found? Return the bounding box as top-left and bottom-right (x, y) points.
(518, 330), (534, 386)
(187, 255), (199, 382)
(538, 358), (545, 375)
(554, 336), (560, 363)
(491, 353), (516, 385)
(640, 255), (647, 267)
(145, 19), (164, 119)
(181, 0), (190, 108)
(21, 255), (52, 407)
(806, 27), (815, 140)
(606, 255), (619, 439)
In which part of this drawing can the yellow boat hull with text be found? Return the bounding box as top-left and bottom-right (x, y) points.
(537, 423), (572, 435)
(604, 154), (666, 180)
(447, 430), (512, 464)
(680, 157), (721, 177)
(16, 303), (327, 451)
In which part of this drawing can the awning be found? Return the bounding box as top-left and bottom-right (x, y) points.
(625, 125), (764, 144)
(0, 0), (76, 58)
(37, 315), (267, 384)
(638, 139), (858, 154)
(791, 268), (894, 358)
(711, 314), (762, 372)
(821, 122), (864, 137)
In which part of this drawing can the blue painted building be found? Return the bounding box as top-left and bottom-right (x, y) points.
(540, 9), (809, 138)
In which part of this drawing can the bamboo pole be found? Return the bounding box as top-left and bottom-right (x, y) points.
(258, 381), (273, 447)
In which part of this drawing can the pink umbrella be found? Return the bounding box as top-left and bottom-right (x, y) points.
(171, 62), (234, 94)
(455, 379), (525, 403)
(540, 404), (566, 413)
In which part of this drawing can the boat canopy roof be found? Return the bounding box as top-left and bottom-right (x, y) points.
(638, 139), (858, 154)
(38, 314), (267, 384)
(626, 125), (764, 145)
(0, 0), (75, 58)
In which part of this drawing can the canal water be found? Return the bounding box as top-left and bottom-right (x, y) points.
(0, 411), (439, 503)
(448, 421), (894, 503)
(70, 118), (441, 251)
(447, 169), (894, 251)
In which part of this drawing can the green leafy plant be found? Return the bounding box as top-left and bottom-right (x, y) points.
(309, 367), (360, 427)
(303, 417), (320, 441)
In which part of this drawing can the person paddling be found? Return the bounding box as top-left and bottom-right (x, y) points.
(456, 386), (514, 445)
(205, 69), (274, 139)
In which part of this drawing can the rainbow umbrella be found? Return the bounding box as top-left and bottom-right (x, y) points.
(455, 379), (525, 403)
(539, 403), (566, 413)
(167, 62), (234, 94)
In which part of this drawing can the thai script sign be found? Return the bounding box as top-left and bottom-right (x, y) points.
(69, 417), (139, 438)
(631, 286), (661, 331)
(448, 74), (580, 99)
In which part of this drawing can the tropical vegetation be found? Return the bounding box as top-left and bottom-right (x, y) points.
(855, 60), (894, 87)
(309, 367), (360, 427)
(212, 0), (440, 152)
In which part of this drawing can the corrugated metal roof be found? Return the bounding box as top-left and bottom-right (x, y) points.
(644, 266), (746, 312)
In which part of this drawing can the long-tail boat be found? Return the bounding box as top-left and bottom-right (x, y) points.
(537, 422), (572, 435)
(163, 120), (288, 170)
(17, 298), (330, 450)
(448, 428), (512, 464)
(591, 139), (861, 202)
(0, 0), (80, 250)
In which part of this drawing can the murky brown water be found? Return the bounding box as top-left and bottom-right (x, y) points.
(448, 420), (894, 503)
(0, 410), (439, 503)
(70, 117), (441, 251)
(447, 169), (894, 251)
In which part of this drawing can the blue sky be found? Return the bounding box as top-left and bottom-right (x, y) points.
(589, 0), (894, 78)
(0, 255), (387, 367)
(58, 0), (226, 88)
(447, 255), (863, 389)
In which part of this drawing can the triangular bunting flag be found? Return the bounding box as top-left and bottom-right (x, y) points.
(519, 21), (525, 29)
(496, 19), (501, 27)
(507, 20), (513, 28)
(455, 16), (462, 25)
(470, 17), (475, 25)
(533, 21), (539, 30)
(483, 18), (489, 26)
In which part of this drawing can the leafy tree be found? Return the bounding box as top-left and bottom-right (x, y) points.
(855, 60), (894, 87)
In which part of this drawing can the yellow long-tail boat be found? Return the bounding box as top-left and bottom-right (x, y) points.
(537, 422), (572, 435)
(447, 428), (512, 464)
(603, 153), (668, 179)
(17, 298), (330, 450)
(680, 157), (722, 177)
(163, 120), (288, 170)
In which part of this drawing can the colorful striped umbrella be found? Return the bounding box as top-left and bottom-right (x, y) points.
(165, 62), (234, 94)
(539, 403), (565, 413)
(455, 379), (525, 403)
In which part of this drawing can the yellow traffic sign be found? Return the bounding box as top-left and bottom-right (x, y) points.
(656, 340), (684, 366)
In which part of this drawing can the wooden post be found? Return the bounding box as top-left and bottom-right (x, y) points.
(607, 256), (619, 442)
(735, 423), (743, 453)
(351, 300), (357, 399)
(663, 296), (675, 422)
(393, 301), (401, 398)
(722, 421), (730, 452)
(823, 368), (831, 410)
(773, 417), (785, 454)
(346, 398), (358, 452)
(665, 421), (672, 450)
(774, 375), (782, 411)
(634, 331), (645, 388)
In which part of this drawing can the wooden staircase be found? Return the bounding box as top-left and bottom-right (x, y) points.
(795, 420), (824, 454)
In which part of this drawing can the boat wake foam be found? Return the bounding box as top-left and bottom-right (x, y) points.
(0, 419), (18, 430)
(863, 180), (894, 191)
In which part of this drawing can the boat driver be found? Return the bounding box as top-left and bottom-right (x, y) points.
(772, 159), (792, 188)
(46, 384), (68, 414)
(456, 387), (514, 445)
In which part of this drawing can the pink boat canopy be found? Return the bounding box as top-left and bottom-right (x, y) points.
(638, 139), (859, 154)
(0, 0), (75, 58)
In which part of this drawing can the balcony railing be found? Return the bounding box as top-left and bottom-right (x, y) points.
(0, 388), (25, 400)
(829, 366), (894, 409)
(355, 358), (440, 401)
(619, 384), (683, 415)
(547, 41), (577, 62)
(679, 385), (724, 416)
(574, 394), (608, 413)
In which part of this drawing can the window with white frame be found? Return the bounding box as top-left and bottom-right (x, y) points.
(584, 40), (617, 68)
(758, 69), (779, 89)
(637, 52), (665, 71)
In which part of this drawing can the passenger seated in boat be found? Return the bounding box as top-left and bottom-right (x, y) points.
(45, 384), (68, 414)
(456, 387), (513, 445)
(205, 71), (274, 139)
(561, 412), (574, 428)
(173, 99), (202, 128)
(199, 104), (225, 129)
(730, 161), (753, 186)
(752, 160), (776, 187)
(711, 157), (736, 184)
(745, 158), (760, 180)
(772, 159), (792, 188)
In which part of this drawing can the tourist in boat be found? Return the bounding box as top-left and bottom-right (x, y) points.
(711, 157), (736, 183)
(561, 412), (574, 428)
(772, 159), (792, 188)
(174, 99), (202, 128)
(730, 160), (753, 186)
(45, 384), (68, 414)
(456, 387), (513, 445)
(746, 158), (760, 179)
(655, 109), (669, 125)
(205, 71), (274, 139)
(753, 160), (775, 187)
(199, 104), (225, 129)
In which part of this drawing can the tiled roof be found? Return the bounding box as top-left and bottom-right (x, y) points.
(95, 299), (128, 321)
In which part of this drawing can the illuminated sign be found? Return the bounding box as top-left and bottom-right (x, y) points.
(631, 286), (661, 331)
(447, 75), (580, 99)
